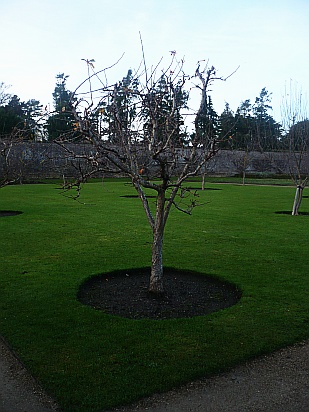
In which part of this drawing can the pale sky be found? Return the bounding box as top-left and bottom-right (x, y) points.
(0, 0), (308, 122)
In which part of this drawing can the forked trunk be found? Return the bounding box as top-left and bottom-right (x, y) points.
(292, 185), (303, 216)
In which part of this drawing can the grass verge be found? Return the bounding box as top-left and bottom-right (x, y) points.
(0, 180), (308, 411)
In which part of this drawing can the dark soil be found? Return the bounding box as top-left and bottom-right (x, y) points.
(0, 210), (23, 217)
(77, 268), (242, 320)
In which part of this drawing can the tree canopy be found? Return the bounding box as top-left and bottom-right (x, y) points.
(0, 84), (43, 140)
(44, 73), (77, 141)
(53, 57), (229, 293)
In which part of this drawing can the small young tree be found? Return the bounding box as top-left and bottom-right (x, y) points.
(56, 54), (232, 294)
(232, 100), (255, 184)
(281, 81), (309, 215)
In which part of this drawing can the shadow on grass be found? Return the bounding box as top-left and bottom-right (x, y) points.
(121, 188), (221, 199)
(275, 211), (309, 216)
(187, 187), (222, 191)
(120, 195), (157, 199)
(0, 210), (23, 217)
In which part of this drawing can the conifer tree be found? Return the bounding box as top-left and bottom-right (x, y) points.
(45, 74), (76, 140)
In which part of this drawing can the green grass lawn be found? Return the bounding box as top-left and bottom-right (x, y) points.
(0, 180), (308, 411)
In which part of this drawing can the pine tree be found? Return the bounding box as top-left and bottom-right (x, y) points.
(252, 88), (281, 151)
(45, 74), (76, 141)
(217, 103), (235, 148)
(0, 95), (24, 138)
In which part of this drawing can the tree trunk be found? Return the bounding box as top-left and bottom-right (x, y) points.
(242, 170), (246, 185)
(149, 226), (164, 294)
(201, 173), (206, 190)
(149, 191), (165, 294)
(292, 185), (303, 216)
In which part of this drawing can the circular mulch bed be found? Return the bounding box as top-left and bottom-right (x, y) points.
(0, 210), (23, 217)
(77, 268), (242, 320)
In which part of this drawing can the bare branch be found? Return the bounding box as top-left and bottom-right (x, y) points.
(71, 53), (125, 100)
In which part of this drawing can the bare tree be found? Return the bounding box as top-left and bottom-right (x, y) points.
(56, 53), (232, 294)
(281, 81), (309, 215)
(0, 130), (24, 188)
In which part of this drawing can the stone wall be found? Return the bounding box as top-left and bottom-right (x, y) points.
(1, 142), (308, 181)
(0, 142), (93, 182)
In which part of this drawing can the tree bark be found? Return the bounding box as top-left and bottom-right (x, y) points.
(149, 191), (165, 294)
(292, 185), (303, 216)
(201, 173), (206, 190)
(149, 225), (164, 294)
(242, 170), (246, 185)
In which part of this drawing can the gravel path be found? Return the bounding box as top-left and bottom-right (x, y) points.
(0, 337), (59, 412)
(112, 340), (309, 412)
(0, 336), (308, 412)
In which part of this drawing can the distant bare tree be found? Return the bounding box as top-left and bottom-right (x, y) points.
(56, 53), (233, 294)
(0, 131), (23, 188)
(281, 81), (309, 215)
